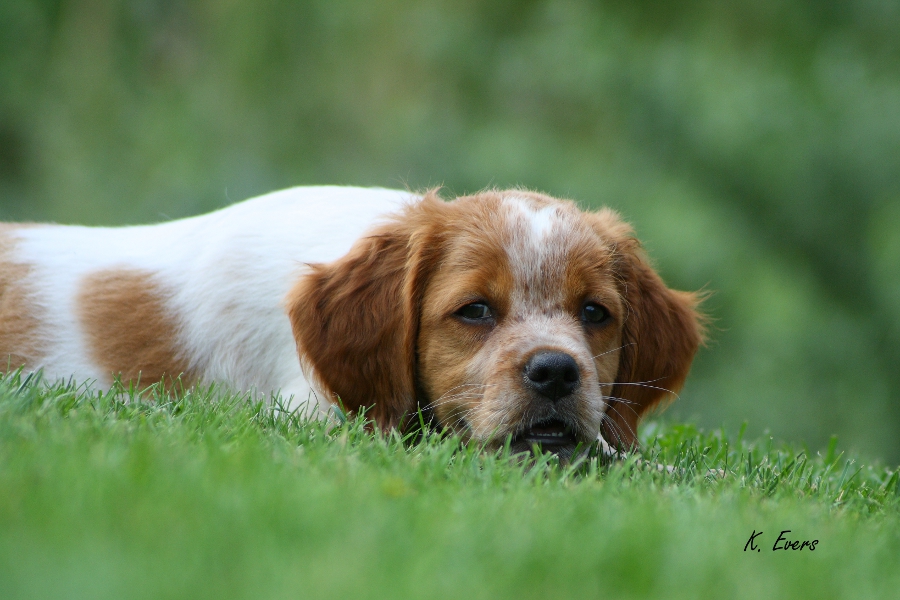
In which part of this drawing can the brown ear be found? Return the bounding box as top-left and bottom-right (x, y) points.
(285, 193), (445, 429)
(592, 211), (705, 449)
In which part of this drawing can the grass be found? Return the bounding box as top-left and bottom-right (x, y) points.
(1, 372), (898, 600)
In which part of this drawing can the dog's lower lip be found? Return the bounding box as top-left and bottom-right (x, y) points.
(518, 420), (576, 446)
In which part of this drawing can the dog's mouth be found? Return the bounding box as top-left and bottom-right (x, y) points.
(512, 418), (578, 451)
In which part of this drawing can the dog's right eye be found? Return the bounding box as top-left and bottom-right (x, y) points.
(455, 302), (493, 321)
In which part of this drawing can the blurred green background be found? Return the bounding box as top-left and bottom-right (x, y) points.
(1, 0), (898, 462)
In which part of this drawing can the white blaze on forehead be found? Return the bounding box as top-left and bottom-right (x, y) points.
(526, 204), (556, 239)
(502, 196), (578, 309)
(506, 197), (557, 241)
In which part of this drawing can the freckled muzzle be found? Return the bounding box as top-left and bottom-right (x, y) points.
(452, 327), (605, 460)
(509, 350), (586, 456)
(485, 350), (595, 460)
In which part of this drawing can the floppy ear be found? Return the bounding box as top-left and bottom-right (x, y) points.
(285, 193), (445, 429)
(591, 210), (705, 449)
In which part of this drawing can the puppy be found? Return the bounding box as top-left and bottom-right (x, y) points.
(0, 186), (703, 458)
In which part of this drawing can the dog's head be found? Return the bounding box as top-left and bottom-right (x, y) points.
(287, 190), (703, 458)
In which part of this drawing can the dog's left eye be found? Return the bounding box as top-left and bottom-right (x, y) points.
(455, 302), (493, 321)
(581, 302), (610, 324)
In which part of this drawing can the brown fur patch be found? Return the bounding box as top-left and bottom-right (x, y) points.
(0, 224), (43, 372)
(414, 193), (519, 431)
(77, 268), (193, 387)
(287, 191), (449, 429)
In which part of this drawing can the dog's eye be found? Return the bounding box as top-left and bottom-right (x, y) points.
(455, 302), (493, 321)
(581, 302), (610, 324)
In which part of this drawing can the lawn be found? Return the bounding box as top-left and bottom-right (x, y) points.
(1, 371), (898, 600)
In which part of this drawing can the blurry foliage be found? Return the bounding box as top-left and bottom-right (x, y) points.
(1, 0), (899, 460)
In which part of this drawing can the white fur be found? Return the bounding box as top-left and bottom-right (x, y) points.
(499, 198), (609, 416)
(9, 186), (416, 413)
(503, 196), (575, 309)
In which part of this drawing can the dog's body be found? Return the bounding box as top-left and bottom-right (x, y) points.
(1, 186), (411, 411)
(1, 186), (702, 456)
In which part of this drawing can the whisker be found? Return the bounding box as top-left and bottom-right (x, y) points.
(427, 392), (488, 407)
(600, 394), (638, 406)
(596, 418), (627, 459)
(427, 383), (497, 406)
(598, 376), (665, 387)
(603, 403), (637, 443)
(426, 388), (494, 410)
(596, 378), (680, 402)
(433, 383), (492, 397)
(591, 343), (634, 360)
(598, 413), (624, 449)
(441, 382), (496, 395)
(446, 405), (480, 430)
(475, 402), (510, 433)
(611, 397), (640, 418)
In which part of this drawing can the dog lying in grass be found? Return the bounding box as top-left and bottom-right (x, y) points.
(1, 186), (703, 460)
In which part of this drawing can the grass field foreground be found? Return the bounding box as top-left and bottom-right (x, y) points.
(1, 372), (898, 600)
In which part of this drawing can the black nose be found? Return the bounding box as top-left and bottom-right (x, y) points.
(523, 351), (580, 401)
